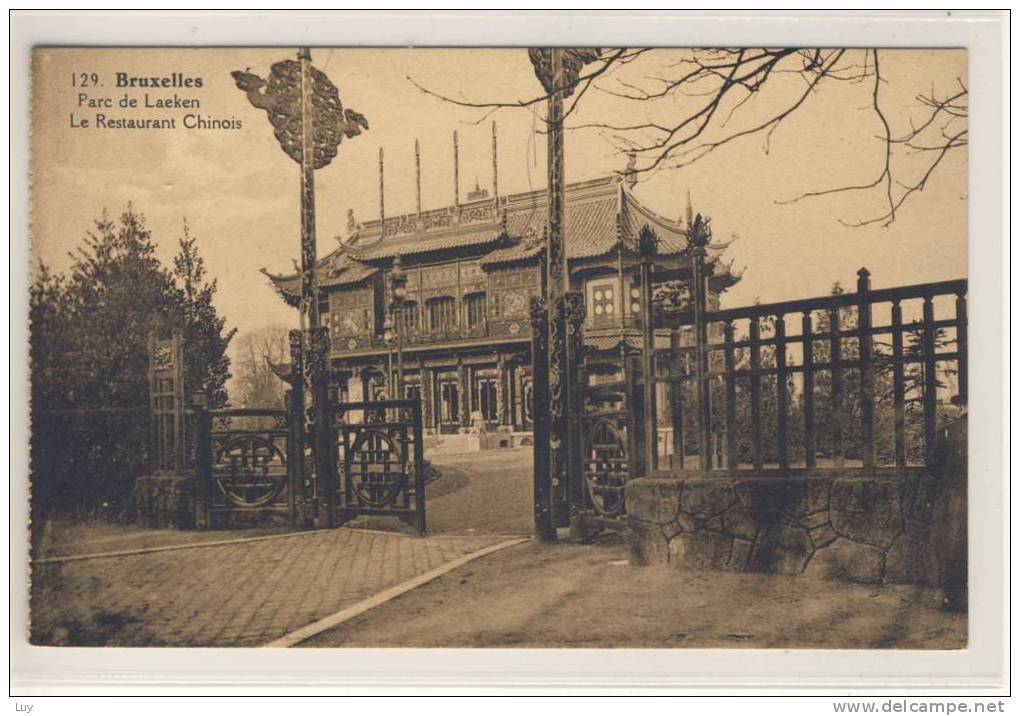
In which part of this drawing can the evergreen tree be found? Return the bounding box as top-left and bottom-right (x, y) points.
(172, 220), (236, 408)
(30, 207), (235, 514)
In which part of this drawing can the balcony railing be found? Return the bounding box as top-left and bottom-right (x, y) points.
(333, 318), (532, 353)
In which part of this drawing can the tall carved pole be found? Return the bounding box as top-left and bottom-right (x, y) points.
(233, 48), (368, 528)
(638, 227), (659, 472)
(530, 296), (554, 541)
(414, 139), (422, 221)
(687, 213), (712, 473)
(528, 47), (600, 538)
(298, 49), (335, 526)
(298, 48), (318, 333)
(545, 49), (570, 529)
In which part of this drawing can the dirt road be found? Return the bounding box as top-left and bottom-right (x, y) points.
(301, 539), (967, 649)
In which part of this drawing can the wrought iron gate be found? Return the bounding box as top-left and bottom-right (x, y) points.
(571, 359), (640, 539)
(332, 398), (426, 534)
(195, 407), (297, 529)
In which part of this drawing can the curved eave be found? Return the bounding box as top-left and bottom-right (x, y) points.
(267, 360), (292, 382)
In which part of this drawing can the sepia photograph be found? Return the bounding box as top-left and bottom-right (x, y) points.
(26, 43), (973, 651)
(11, 11), (1007, 697)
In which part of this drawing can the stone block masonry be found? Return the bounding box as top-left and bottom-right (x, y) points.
(625, 415), (966, 606)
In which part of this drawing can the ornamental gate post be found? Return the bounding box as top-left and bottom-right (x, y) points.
(192, 391), (212, 530)
(856, 268), (875, 469)
(548, 295), (569, 527)
(233, 47), (367, 531)
(624, 352), (646, 478)
(530, 296), (555, 542)
(639, 244), (658, 473)
(288, 329), (310, 527)
(563, 291), (586, 527)
(309, 325), (336, 528)
(528, 47), (600, 542)
(147, 327), (186, 474)
(690, 242), (712, 473)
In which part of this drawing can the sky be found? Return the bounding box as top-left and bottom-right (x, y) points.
(30, 47), (967, 365)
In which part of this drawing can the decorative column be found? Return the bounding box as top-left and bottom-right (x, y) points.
(669, 328), (684, 469)
(419, 357), (433, 432)
(457, 359), (469, 430)
(496, 354), (507, 426)
(361, 367), (371, 401)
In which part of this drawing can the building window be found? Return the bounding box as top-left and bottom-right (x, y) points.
(591, 282), (616, 320)
(396, 300), (418, 333)
(629, 286), (642, 315)
(476, 377), (498, 421)
(464, 292), (487, 329)
(440, 381), (460, 423)
(427, 296), (457, 331)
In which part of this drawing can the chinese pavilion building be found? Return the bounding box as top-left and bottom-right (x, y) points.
(264, 166), (740, 443)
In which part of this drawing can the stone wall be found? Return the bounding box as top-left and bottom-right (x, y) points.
(626, 416), (966, 594)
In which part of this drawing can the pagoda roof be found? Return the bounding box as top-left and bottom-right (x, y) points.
(263, 173), (741, 304)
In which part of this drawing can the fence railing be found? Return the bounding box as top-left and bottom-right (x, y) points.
(649, 268), (967, 476)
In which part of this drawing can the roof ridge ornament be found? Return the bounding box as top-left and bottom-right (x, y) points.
(686, 212), (712, 249)
(637, 224), (660, 257)
(624, 151), (638, 189)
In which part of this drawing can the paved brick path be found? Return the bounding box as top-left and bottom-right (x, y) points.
(30, 529), (503, 647)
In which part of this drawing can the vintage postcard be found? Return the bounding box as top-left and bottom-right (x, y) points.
(27, 44), (973, 655)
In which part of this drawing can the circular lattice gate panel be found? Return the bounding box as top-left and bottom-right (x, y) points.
(347, 428), (407, 508)
(584, 418), (629, 517)
(213, 434), (288, 508)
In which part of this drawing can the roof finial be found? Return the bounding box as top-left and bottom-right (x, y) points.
(492, 121), (499, 206)
(378, 146), (385, 237)
(453, 130), (460, 217)
(685, 189), (694, 228)
(414, 138), (421, 220)
(342, 208), (361, 246)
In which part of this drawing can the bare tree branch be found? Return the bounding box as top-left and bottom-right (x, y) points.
(410, 47), (966, 227)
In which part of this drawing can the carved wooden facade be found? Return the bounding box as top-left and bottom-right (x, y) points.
(266, 174), (741, 434)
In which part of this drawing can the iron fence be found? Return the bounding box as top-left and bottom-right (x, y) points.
(652, 269), (967, 476)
